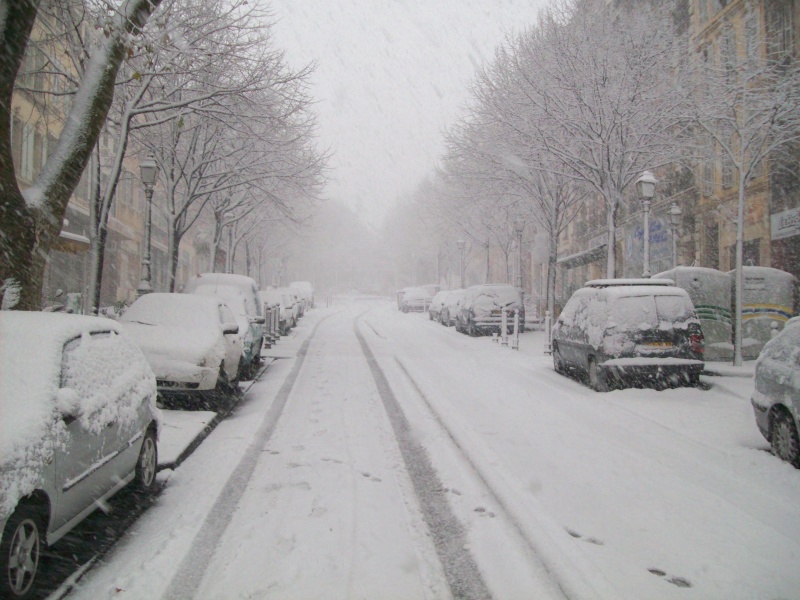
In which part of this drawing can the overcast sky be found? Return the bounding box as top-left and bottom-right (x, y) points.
(268, 0), (547, 227)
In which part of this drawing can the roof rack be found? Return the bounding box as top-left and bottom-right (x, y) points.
(585, 278), (674, 288)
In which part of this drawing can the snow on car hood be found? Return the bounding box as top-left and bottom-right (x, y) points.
(121, 322), (225, 370)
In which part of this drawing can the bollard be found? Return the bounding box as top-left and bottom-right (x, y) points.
(501, 308), (509, 346)
(512, 309), (520, 350)
(544, 310), (553, 355)
(263, 306), (272, 348)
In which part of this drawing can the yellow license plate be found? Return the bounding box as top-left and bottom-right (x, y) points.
(645, 341), (673, 348)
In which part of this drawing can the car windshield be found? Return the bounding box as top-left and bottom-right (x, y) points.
(121, 296), (210, 329)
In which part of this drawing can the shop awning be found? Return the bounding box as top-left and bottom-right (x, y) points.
(52, 230), (91, 254)
(557, 243), (606, 269)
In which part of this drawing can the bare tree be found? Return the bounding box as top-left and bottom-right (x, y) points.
(485, 0), (693, 277)
(1, 0), (164, 310)
(692, 14), (800, 365)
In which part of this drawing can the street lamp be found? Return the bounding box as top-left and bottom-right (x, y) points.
(668, 201), (682, 269)
(514, 219), (524, 295)
(636, 170), (658, 278)
(136, 154), (159, 297)
(457, 239), (465, 288)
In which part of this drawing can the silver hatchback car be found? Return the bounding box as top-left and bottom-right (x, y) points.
(752, 316), (800, 467)
(0, 312), (161, 599)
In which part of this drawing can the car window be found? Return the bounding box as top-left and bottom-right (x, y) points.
(610, 296), (657, 330)
(654, 295), (692, 323)
(60, 331), (150, 433)
(219, 305), (236, 326)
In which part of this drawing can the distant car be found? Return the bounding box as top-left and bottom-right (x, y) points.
(552, 279), (705, 391)
(120, 293), (242, 401)
(428, 291), (450, 321)
(400, 287), (432, 313)
(289, 281), (315, 309)
(455, 284), (524, 335)
(275, 287), (301, 328)
(752, 316), (800, 467)
(185, 274), (265, 377)
(440, 289), (465, 326)
(0, 312), (160, 600)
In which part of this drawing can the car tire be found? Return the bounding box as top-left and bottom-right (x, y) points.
(771, 410), (800, 468)
(133, 428), (158, 494)
(588, 357), (609, 392)
(0, 503), (44, 599)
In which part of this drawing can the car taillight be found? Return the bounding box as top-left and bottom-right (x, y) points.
(690, 332), (704, 354)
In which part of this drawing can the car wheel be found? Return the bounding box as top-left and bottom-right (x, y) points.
(771, 411), (800, 467)
(588, 357), (608, 392)
(133, 429), (158, 493)
(0, 504), (44, 599)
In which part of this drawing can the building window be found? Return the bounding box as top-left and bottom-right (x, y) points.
(745, 8), (761, 60)
(766, 0), (794, 59)
(729, 239), (761, 268)
(706, 223), (719, 269)
(698, 0), (709, 26)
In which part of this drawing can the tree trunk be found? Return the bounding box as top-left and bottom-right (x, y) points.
(88, 226), (108, 312)
(605, 201), (617, 279)
(484, 240), (490, 284)
(733, 168), (746, 366)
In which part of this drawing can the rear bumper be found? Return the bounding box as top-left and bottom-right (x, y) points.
(600, 358), (704, 380)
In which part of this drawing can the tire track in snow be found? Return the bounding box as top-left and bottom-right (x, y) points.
(161, 314), (334, 600)
(354, 315), (494, 600)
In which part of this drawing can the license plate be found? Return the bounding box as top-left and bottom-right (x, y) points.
(645, 341), (672, 348)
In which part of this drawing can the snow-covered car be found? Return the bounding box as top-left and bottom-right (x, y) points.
(428, 290), (450, 321)
(400, 287), (432, 313)
(0, 312), (160, 599)
(751, 316), (800, 467)
(290, 281), (315, 310)
(221, 294), (264, 379)
(455, 284), (524, 335)
(185, 273), (265, 377)
(440, 289), (465, 326)
(552, 279), (705, 391)
(120, 293), (242, 399)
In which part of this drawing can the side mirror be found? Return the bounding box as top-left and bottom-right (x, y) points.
(250, 317), (266, 325)
(223, 323), (239, 335)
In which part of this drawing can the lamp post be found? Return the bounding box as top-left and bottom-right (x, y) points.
(668, 201), (682, 269)
(136, 154), (159, 297)
(457, 239), (465, 288)
(514, 219), (524, 295)
(636, 170), (658, 278)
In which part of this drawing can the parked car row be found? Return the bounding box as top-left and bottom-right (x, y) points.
(0, 274), (315, 598)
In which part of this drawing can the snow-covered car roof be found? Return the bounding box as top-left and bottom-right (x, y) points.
(403, 287), (432, 300)
(185, 272), (259, 292)
(586, 278), (674, 287)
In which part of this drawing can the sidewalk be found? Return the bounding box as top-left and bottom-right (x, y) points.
(702, 361), (756, 378)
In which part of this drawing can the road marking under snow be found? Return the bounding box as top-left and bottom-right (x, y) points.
(354, 315), (494, 600)
(160, 315), (333, 600)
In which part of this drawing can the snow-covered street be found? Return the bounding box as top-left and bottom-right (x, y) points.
(58, 297), (799, 600)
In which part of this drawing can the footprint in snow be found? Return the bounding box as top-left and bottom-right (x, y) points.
(648, 569), (692, 588)
(473, 507), (496, 518)
(565, 528), (604, 545)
